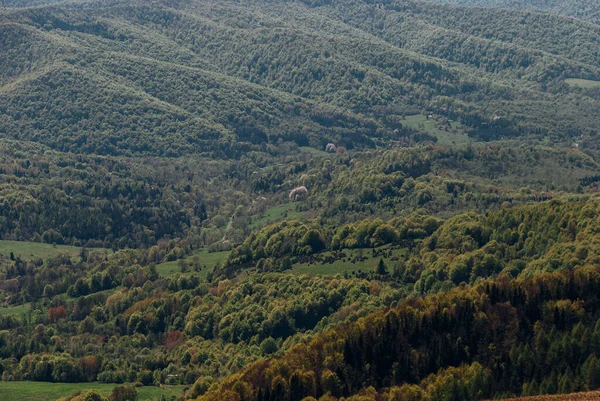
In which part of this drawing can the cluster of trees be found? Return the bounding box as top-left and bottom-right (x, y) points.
(411, 198), (600, 292)
(223, 143), (598, 272)
(226, 215), (440, 270)
(0, 140), (332, 250)
(0, 260), (406, 385)
(330, 216), (440, 249)
(0, 243), (182, 314)
(197, 267), (600, 401)
(0, 141), (213, 248)
(0, 250), (117, 305)
(226, 220), (328, 268)
(184, 274), (405, 344)
(18, 353), (100, 383)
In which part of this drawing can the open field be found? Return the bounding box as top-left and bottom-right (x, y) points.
(0, 240), (109, 261)
(486, 391), (600, 400)
(250, 204), (306, 228)
(155, 249), (231, 277)
(291, 246), (406, 276)
(299, 146), (330, 156)
(0, 302), (32, 316)
(155, 260), (191, 277)
(402, 114), (472, 146)
(565, 78), (600, 88)
(0, 381), (186, 401)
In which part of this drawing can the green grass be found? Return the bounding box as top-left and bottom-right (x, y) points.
(402, 114), (471, 146)
(0, 240), (109, 261)
(155, 260), (185, 277)
(156, 249), (231, 277)
(299, 146), (330, 156)
(291, 247), (406, 276)
(565, 78), (600, 88)
(251, 204), (306, 228)
(0, 302), (32, 316)
(0, 381), (186, 401)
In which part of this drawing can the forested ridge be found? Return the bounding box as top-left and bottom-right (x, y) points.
(2, 0), (600, 156)
(428, 0), (600, 25)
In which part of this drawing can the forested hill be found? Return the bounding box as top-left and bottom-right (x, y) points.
(428, 0), (600, 25)
(197, 266), (600, 401)
(2, 0), (600, 156)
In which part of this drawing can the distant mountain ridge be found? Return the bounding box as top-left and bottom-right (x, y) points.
(1, 0), (600, 156)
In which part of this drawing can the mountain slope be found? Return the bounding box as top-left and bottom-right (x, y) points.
(1, 0), (600, 156)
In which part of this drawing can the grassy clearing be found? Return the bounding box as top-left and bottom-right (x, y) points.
(156, 249), (230, 277)
(299, 146), (330, 156)
(0, 302), (32, 316)
(251, 204), (305, 228)
(402, 114), (471, 146)
(0, 240), (109, 261)
(565, 78), (600, 88)
(291, 259), (368, 276)
(155, 260), (186, 277)
(291, 247), (406, 277)
(0, 381), (186, 401)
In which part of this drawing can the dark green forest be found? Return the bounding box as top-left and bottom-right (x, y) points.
(1, 0), (600, 400)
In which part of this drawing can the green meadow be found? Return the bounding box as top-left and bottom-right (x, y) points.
(0, 381), (186, 401)
(250, 204), (306, 229)
(565, 78), (600, 88)
(0, 302), (32, 316)
(401, 114), (471, 146)
(0, 240), (109, 261)
(155, 249), (231, 277)
(291, 247), (406, 277)
(299, 146), (330, 156)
